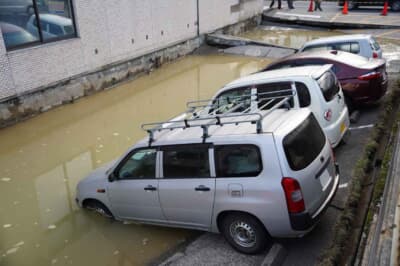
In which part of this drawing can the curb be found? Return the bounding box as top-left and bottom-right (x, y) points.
(262, 11), (400, 30)
(261, 243), (287, 266)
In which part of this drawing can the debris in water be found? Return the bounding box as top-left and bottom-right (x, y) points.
(6, 247), (18, 255)
(113, 250), (119, 255)
(14, 241), (24, 247)
(51, 258), (57, 264)
(3, 224), (12, 228)
(48, 225), (56, 230)
(96, 160), (102, 164)
(64, 239), (69, 243)
(142, 238), (148, 245)
(1, 177), (11, 182)
(113, 132), (120, 136)
(98, 144), (104, 148)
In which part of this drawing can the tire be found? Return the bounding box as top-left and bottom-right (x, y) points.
(84, 200), (114, 219)
(221, 213), (269, 254)
(391, 0), (400, 11)
(344, 95), (355, 114)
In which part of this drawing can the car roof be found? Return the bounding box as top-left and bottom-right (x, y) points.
(220, 65), (331, 90)
(0, 22), (25, 33)
(37, 14), (72, 26)
(273, 50), (377, 68)
(135, 108), (311, 147)
(302, 34), (371, 47)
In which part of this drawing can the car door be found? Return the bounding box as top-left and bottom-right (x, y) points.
(107, 148), (166, 222)
(158, 144), (215, 229)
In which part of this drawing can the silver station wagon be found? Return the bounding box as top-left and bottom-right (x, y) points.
(76, 95), (340, 254)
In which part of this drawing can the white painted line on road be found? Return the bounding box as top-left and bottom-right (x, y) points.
(329, 12), (341, 22)
(275, 12), (321, 18)
(339, 183), (348, 189)
(349, 124), (374, 130)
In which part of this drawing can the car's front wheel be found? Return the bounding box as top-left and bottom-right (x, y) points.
(83, 200), (113, 218)
(221, 213), (270, 254)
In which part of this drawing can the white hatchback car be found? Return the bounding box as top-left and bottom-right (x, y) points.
(298, 34), (382, 59)
(210, 65), (350, 147)
(26, 14), (74, 39)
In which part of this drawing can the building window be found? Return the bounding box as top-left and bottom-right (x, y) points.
(0, 0), (77, 50)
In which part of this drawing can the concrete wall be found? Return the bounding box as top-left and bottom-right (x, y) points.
(0, 0), (263, 127)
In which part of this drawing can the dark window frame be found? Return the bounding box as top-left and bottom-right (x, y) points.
(113, 147), (158, 180)
(3, 0), (78, 51)
(161, 143), (212, 179)
(214, 144), (263, 178)
(295, 82), (311, 107)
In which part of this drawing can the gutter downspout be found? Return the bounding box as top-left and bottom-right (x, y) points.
(196, 0), (200, 36)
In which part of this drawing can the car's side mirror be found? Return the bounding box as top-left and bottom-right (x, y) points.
(108, 172), (117, 182)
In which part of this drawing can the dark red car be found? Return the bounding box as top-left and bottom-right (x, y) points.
(261, 50), (388, 109)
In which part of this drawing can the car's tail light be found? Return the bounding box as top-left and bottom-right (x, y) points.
(358, 71), (382, 81)
(324, 109), (332, 121)
(282, 177), (305, 213)
(372, 52), (378, 58)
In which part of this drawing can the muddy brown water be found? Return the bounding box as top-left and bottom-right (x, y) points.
(0, 55), (269, 266)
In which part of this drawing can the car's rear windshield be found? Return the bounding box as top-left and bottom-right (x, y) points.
(317, 71), (340, 102)
(283, 114), (326, 171)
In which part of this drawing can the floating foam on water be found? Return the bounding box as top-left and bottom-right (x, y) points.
(3, 224), (12, 228)
(14, 241), (24, 247)
(113, 250), (119, 255)
(48, 225), (56, 230)
(1, 178), (11, 182)
(112, 132), (120, 136)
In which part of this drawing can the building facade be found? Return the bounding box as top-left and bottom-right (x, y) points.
(0, 0), (263, 125)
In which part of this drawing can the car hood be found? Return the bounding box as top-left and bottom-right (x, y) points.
(79, 160), (117, 184)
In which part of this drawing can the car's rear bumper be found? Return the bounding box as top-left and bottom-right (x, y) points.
(289, 163), (340, 231)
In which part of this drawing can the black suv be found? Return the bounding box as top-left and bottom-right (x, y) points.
(338, 0), (400, 11)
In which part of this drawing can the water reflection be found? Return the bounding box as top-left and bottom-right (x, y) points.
(239, 26), (338, 49)
(0, 55), (269, 266)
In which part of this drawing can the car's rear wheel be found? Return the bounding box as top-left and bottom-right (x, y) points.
(391, 0), (400, 11)
(221, 213), (269, 254)
(84, 200), (113, 218)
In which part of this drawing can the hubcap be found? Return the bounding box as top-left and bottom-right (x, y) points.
(229, 221), (256, 248)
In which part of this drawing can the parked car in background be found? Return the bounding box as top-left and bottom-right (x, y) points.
(338, 0), (400, 11)
(298, 34), (382, 59)
(26, 14), (74, 39)
(261, 50), (388, 110)
(76, 102), (339, 254)
(210, 65), (349, 147)
(0, 22), (37, 49)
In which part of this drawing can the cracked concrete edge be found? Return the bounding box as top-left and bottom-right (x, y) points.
(261, 243), (287, 266)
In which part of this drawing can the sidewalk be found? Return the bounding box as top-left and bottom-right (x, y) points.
(263, 1), (400, 29)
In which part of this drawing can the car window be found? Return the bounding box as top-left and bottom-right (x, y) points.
(370, 37), (380, 50)
(213, 87), (251, 114)
(302, 44), (332, 52)
(49, 23), (63, 35)
(64, 25), (74, 35)
(283, 114), (326, 171)
(334, 42), (360, 54)
(117, 149), (156, 179)
(163, 145), (210, 178)
(215, 145), (262, 177)
(295, 82), (311, 107)
(257, 82), (294, 109)
(317, 71), (340, 102)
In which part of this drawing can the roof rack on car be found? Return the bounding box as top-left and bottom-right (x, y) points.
(141, 87), (296, 145)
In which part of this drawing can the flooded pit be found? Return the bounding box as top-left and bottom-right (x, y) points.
(239, 26), (338, 49)
(0, 55), (269, 266)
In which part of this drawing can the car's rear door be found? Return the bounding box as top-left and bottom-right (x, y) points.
(158, 144), (215, 229)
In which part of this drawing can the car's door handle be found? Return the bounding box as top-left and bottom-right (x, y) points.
(195, 185), (210, 192)
(144, 185), (157, 191)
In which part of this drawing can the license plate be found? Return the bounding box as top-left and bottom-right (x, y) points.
(319, 169), (332, 191)
(340, 122), (346, 134)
